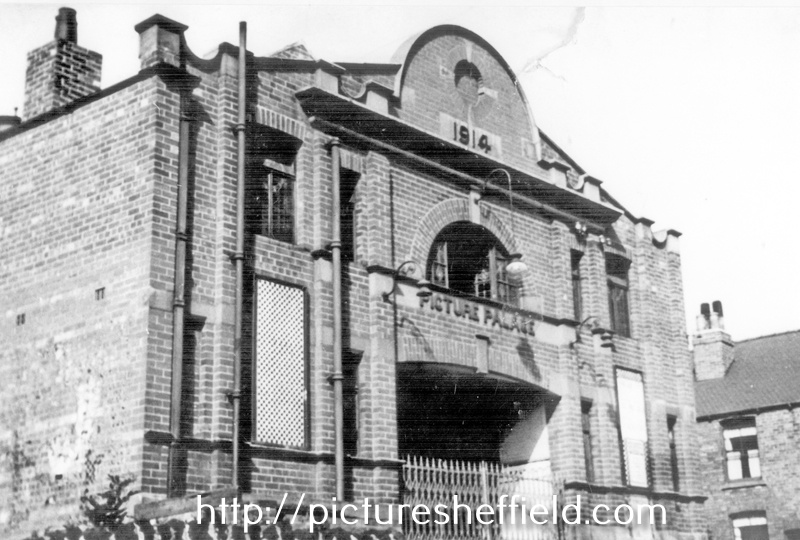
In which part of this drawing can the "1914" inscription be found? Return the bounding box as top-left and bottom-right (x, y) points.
(440, 113), (502, 157)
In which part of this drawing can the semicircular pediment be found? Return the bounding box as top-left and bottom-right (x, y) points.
(391, 25), (541, 171)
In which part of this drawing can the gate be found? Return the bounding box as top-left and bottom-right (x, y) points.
(402, 456), (557, 540)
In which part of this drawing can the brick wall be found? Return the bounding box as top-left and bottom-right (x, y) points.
(0, 77), (160, 535)
(698, 410), (800, 540)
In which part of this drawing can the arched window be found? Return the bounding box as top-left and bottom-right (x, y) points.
(427, 221), (519, 306)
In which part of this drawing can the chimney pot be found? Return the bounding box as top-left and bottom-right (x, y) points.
(709, 312), (720, 330)
(700, 303), (710, 318)
(696, 313), (709, 332)
(712, 300), (725, 329)
(55, 7), (78, 43)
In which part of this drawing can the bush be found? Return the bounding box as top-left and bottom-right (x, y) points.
(79, 474), (139, 530)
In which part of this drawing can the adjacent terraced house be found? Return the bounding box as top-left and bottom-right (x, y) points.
(1, 8), (708, 540)
(693, 303), (800, 540)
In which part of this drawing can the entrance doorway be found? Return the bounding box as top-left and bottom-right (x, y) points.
(396, 363), (557, 540)
(397, 363), (545, 463)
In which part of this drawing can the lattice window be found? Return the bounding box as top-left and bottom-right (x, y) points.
(255, 279), (307, 448)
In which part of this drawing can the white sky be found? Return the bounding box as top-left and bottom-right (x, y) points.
(2, 1), (799, 341)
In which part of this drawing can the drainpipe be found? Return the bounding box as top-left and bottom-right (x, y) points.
(167, 86), (191, 498)
(329, 138), (345, 501)
(231, 21), (247, 490)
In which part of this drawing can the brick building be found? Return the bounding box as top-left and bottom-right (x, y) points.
(1, 8), (707, 540)
(693, 303), (800, 540)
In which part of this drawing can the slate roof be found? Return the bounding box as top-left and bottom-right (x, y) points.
(695, 330), (800, 420)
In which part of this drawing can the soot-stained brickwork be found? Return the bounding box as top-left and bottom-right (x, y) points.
(2, 9), (707, 540)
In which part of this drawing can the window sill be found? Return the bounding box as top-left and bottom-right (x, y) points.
(609, 331), (632, 341)
(722, 478), (766, 491)
(253, 233), (298, 248)
(425, 281), (521, 312)
(563, 480), (706, 503)
(428, 283), (568, 327)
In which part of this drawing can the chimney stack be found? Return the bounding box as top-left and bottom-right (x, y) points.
(693, 300), (734, 381)
(54, 7), (78, 43)
(134, 14), (188, 70)
(22, 8), (102, 121)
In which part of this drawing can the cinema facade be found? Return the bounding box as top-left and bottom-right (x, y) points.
(0, 9), (707, 540)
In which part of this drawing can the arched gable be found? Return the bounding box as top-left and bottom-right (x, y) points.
(391, 25), (542, 170)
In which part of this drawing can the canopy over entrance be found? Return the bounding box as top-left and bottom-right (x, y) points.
(397, 362), (553, 463)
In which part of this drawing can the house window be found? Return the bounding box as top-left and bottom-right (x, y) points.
(581, 400), (595, 483)
(254, 278), (307, 448)
(723, 418), (761, 480)
(606, 254), (630, 337)
(427, 221), (520, 306)
(431, 241), (449, 287)
(340, 169), (360, 262)
(616, 368), (649, 487)
(667, 415), (680, 491)
(732, 513), (768, 540)
(571, 250), (583, 320)
(343, 352), (361, 456)
(784, 529), (800, 540)
(250, 167), (294, 244)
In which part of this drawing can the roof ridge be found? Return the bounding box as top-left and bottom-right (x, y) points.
(736, 328), (800, 345)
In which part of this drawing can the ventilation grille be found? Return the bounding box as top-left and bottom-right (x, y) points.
(255, 279), (306, 447)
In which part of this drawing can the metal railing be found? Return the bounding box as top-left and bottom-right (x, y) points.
(402, 456), (556, 540)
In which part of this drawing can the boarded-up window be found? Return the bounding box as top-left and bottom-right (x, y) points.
(616, 368), (649, 487)
(254, 279), (307, 448)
